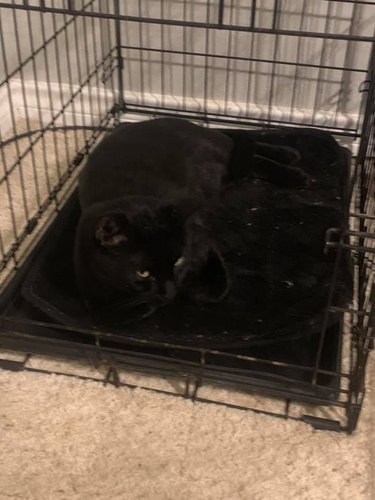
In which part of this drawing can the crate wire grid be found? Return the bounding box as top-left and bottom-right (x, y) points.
(0, 0), (374, 432)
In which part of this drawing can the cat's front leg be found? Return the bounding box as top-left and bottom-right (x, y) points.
(173, 213), (229, 304)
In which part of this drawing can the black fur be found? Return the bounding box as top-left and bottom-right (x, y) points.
(75, 118), (232, 317)
(74, 118), (308, 319)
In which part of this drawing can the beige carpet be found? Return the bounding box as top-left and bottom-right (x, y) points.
(0, 350), (374, 500)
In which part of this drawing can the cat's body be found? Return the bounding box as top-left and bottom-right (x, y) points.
(79, 119), (232, 209)
(74, 118), (308, 323)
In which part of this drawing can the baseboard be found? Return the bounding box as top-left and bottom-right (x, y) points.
(0, 78), (359, 139)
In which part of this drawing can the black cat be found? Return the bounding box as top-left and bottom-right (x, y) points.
(74, 118), (307, 322)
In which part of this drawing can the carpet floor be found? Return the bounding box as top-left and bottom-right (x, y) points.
(0, 350), (374, 500)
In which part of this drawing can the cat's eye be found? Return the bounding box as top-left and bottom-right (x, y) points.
(136, 270), (150, 279)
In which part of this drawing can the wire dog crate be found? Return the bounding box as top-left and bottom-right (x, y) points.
(0, 0), (374, 433)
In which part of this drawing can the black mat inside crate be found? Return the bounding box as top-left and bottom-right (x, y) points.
(0, 127), (353, 388)
(0, 125), (352, 390)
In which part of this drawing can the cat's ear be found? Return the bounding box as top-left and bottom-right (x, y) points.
(95, 215), (128, 247)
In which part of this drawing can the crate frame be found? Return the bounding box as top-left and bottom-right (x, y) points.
(0, 0), (374, 432)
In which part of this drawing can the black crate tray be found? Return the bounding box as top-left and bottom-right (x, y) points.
(0, 127), (353, 399)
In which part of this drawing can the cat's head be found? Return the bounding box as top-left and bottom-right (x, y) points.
(74, 196), (229, 323)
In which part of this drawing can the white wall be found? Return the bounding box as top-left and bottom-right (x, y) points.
(0, 0), (374, 133)
(0, 2), (116, 135)
(119, 0), (375, 128)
